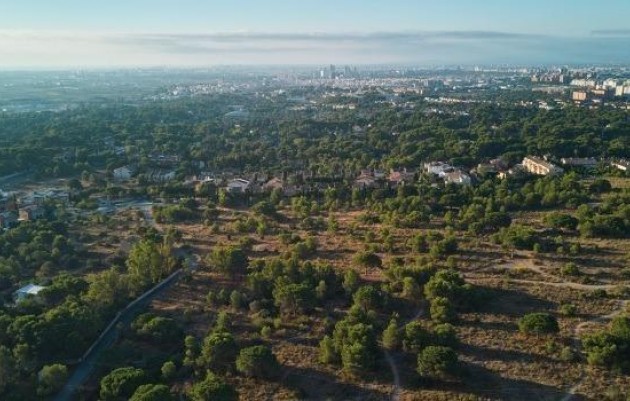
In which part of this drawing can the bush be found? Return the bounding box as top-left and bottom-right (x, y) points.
(403, 321), (431, 353)
(133, 314), (183, 344)
(417, 346), (459, 380)
(558, 304), (578, 317)
(430, 297), (457, 323)
(382, 318), (401, 351)
(100, 367), (148, 401)
(433, 323), (459, 347)
(235, 345), (280, 379)
(161, 361), (177, 381)
(561, 262), (581, 277)
(518, 313), (559, 335)
(129, 384), (174, 401)
(37, 363), (68, 396)
(583, 316), (630, 372)
(188, 372), (237, 401)
(199, 330), (238, 373)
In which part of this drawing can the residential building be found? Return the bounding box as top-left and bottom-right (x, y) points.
(522, 156), (564, 176)
(19, 205), (45, 221)
(113, 165), (136, 181)
(146, 169), (176, 183)
(423, 161), (454, 176)
(611, 160), (630, 172)
(444, 171), (472, 185)
(0, 211), (17, 229)
(561, 157), (598, 168)
(498, 165), (526, 180)
(13, 284), (46, 303)
(572, 91), (588, 102)
(388, 169), (415, 186)
(226, 179), (251, 194)
(354, 176), (378, 189)
(262, 178), (299, 196)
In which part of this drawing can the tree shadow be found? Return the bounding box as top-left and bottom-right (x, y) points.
(283, 365), (388, 400)
(454, 361), (585, 401)
(460, 343), (560, 365)
(475, 286), (557, 318)
(458, 318), (518, 332)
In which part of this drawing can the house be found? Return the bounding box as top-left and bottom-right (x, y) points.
(264, 178), (301, 197)
(226, 179), (251, 194)
(19, 205), (45, 221)
(148, 153), (181, 167)
(498, 165), (526, 180)
(146, 169), (176, 183)
(561, 157), (598, 168)
(372, 169), (386, 180)
(423, 162), (454, 176)
(611, 160), (630, 172)
(388, 169), (415, 186)
(444, 171), (472, 185)
(354, 175), (378, 189)
(263, 177), (284, 192)
(13, 284), (46, 303)
(0, 211), (17, 229)
(522, 156), (564, 176)
(475, 163), (498, 176)
(113, 165), (136, 181)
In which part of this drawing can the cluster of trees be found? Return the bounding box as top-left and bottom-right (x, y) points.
(153, 199), (199, 223)
(583, 315), (630, 372)
(0, 233), (179, 400)
(0, 219), (78, 293)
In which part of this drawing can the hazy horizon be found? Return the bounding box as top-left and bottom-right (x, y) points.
(2, 0), (630, 68)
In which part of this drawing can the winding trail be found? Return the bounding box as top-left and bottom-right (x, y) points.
(467, 258), (630, 401)
(560, 300), (629, 401)
(382, 306), (425, 401)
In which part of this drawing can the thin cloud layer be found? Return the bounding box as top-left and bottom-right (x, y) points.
(0, 30), (628, 67)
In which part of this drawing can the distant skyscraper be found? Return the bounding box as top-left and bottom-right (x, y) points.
(329, 64), (336, 79)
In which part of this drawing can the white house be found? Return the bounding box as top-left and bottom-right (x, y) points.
(146, 169), (176, 183)
(611, 160), (629, 172)
(113, 166), (136, 181)
(226, 179), (251, 194)
(424, 162), (454, 176)
(14, 284), (46, 303)
(561, 157), (598, 168)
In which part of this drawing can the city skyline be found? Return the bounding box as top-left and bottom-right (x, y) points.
(2, 0), (630, 68)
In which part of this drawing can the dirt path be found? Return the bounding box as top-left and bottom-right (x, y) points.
(382, 306), (425, 401)
(469, 257), (629, 401)
(467, 276), (621, 292)
(560, 300), (629, 401)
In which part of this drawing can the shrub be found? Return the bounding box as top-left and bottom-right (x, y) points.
(403, 321), (431, 353)
(235, 345), (280, 379)
(129, 384), (174, 401)
(188, 372), (237, 401)
(518, 313), (559, 335)
(417, 346), (459, 380)
(37, 364), (68, 396)
(561, 262), (581, 277)
(99, 367), (148, 401)
(382, 318), (401, 351)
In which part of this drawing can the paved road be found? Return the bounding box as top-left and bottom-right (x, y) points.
(53, 266), (187, 401)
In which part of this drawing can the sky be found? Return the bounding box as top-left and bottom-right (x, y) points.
(1, 0), (630, 68)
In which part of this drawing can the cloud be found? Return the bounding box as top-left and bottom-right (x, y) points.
(0, 29), (628, 67)
(591, 29), (630, 36)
